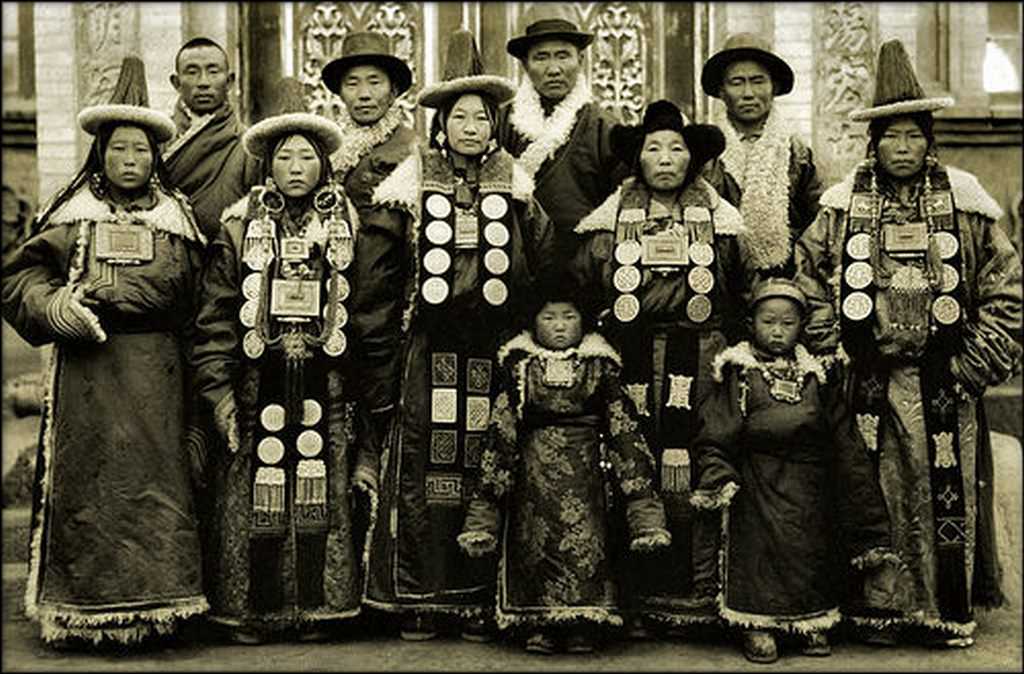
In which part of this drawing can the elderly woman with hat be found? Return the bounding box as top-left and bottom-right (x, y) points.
(363, 30), (554, 642)
(690, 277), (895, 663)
(794, 39), (1022, 648)
(2, 58), (208, 647)
(189, 78), (367, 644)
(700, 32), (824, 277)
(572, 99), (756, 635)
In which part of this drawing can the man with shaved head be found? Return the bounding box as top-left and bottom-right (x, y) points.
(164, 37), (260, 239)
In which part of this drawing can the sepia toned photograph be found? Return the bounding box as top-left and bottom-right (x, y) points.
(1, 1), (1021, 670)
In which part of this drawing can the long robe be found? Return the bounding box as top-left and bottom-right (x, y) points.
(164, 102), (262, 240)
(692, 342), (893, 633)
(189, 186), (365, 632)
(463, 332), (668, 630)
(362, 148), (554, 615)
(2, 185), (208, 644)
(572, 175), (756, 626)
(793, 162), (1023, 637)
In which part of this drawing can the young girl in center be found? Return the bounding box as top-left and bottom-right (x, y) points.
(457, 275), (671, 654)
(689, 278), (900, 664)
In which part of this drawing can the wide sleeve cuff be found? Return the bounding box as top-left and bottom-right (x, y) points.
(45, 284), (106, 343)
(689, 481), (740, 510)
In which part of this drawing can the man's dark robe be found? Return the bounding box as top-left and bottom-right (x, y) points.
(164, 103), (261, 240)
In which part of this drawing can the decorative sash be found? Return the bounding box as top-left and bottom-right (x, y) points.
(417, 158), (514, 314)
(609, 181), (718, 493)
(238, 181), (354, 538)
(841, 162), (970, 623)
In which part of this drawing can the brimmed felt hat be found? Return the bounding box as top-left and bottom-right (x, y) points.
(506, 6), (593, 62)
(610, 99), (726, 169)
(77, 56), (176, 143)
(849, 39), (953, 121)
(701, 32), (794, 98)
(320, 31), (413, 96)
(750, 277), (807, 312)
(243, 77), (343, 157)
(418, 30), (515, 109)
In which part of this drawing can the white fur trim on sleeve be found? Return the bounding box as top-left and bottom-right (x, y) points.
(511, 161), (535, 203)
(371, 153), (420, 210)
(947, 166), (1003, 220)
(574, 184), (624, 234)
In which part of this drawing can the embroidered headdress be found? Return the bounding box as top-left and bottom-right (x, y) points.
(849, 39), (954, 121)
(242, 77), (344, 158)
(320, 31), (413, 96)
(418, 30), (516, 109)
(506, 6), (594, 61)
(701, 32), (794, 97)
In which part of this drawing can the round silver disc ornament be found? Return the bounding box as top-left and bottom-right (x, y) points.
(842, 291), (873, 321)
(844, 261), (874, 290)
(296, 429), (324, 458)
(256, 436), (285, 465)
(687, 266), (715, 294)
(483, 278), (508, 306)
(239, 300), (259, 328)
(423, 247), (452, 275)
(323, 328), (347, 357)
(940, 263), (960, 293)
(613, 265), (641, 293)
(614, 240), (642, 266)
(686, 294), (712, 323)
(426, 219), (453, 245)
(484, 248), (510, 275)
(484, 221), (510, 247)
(613, 293), (640, 322)
(846, 233), (872, 260)
(421, 276), (449, 304)
(261, 404), (286, 432)
(243, 329), (265, 359)
(333, 275), (350, 302)
(242, 273), (262, 301)
(688, 242), (715, 267)
(932, 295), (961, 325)
(426, 194), (452, 219)
(933, 231), (959, 260)
(481, 193), (509, 219)
(302, 399), (323, 426)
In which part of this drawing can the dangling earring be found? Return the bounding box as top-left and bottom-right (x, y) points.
(435, 130), (447, 147)
(89, 171), (106, 197)
(486, 138), (498, 154)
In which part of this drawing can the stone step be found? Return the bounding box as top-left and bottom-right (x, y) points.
(3, 562), (27, 622)
(2, 507), (31, 564)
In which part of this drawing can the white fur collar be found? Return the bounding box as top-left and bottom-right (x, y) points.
(719, 108), (793, 270)
(509, 75), (592, 180)
(497, 330), (622, 367)
(330, 102), (406, 181)
(575, 177), (744, 236)
(711, 341), (827, 385)
(820, 164), (1004, 221)
(47, 185), (205, 244)
(372, 150), (534, 211)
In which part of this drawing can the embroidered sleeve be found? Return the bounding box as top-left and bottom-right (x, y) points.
(600, 361), (658, 500)
(793, 205), (845, 356)
(951, 210), (1024, 394)
(1, 222), (79, 346)
(474, 362), (520, 501)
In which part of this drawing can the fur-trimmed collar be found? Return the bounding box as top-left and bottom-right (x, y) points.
(497, 330), (622, 367)
(711, 340), (827, 385)
(46, 184), (205, 244)
(508, 75), (592, 180)
(720, 108), (793, 270)
(574, 176), (743, 236)
(372, 148), (534, 211)
(820, 164), (1004, 221)
(330, 102), (407, 181)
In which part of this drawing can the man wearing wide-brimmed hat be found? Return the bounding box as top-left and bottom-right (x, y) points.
(795, 39), (1022, 649)
(320, 31), (418, 211)
(496, 5), (629, 262)
(165, 36), (262, 240)
(701, 32), (823, 276)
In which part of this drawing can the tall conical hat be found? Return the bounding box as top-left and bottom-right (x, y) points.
(849, 39), (953, 121)
(77, 56), (176, 142)
(418, 30), (515, 109)
(242, 77), (344, 157)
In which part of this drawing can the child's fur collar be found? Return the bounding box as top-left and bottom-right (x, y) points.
(711, 340), (827, 385)
(497, 330), (622, 368)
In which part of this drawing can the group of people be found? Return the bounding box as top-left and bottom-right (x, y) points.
(3, 6), (1021, 665)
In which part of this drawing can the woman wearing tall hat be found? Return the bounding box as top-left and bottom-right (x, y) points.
(794, 39), (1022, 647)
(363, 30), (554, 641)
(190, 78), (367, 644)
(2, 58), (208, 646)
(572, 99), (756, 635)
